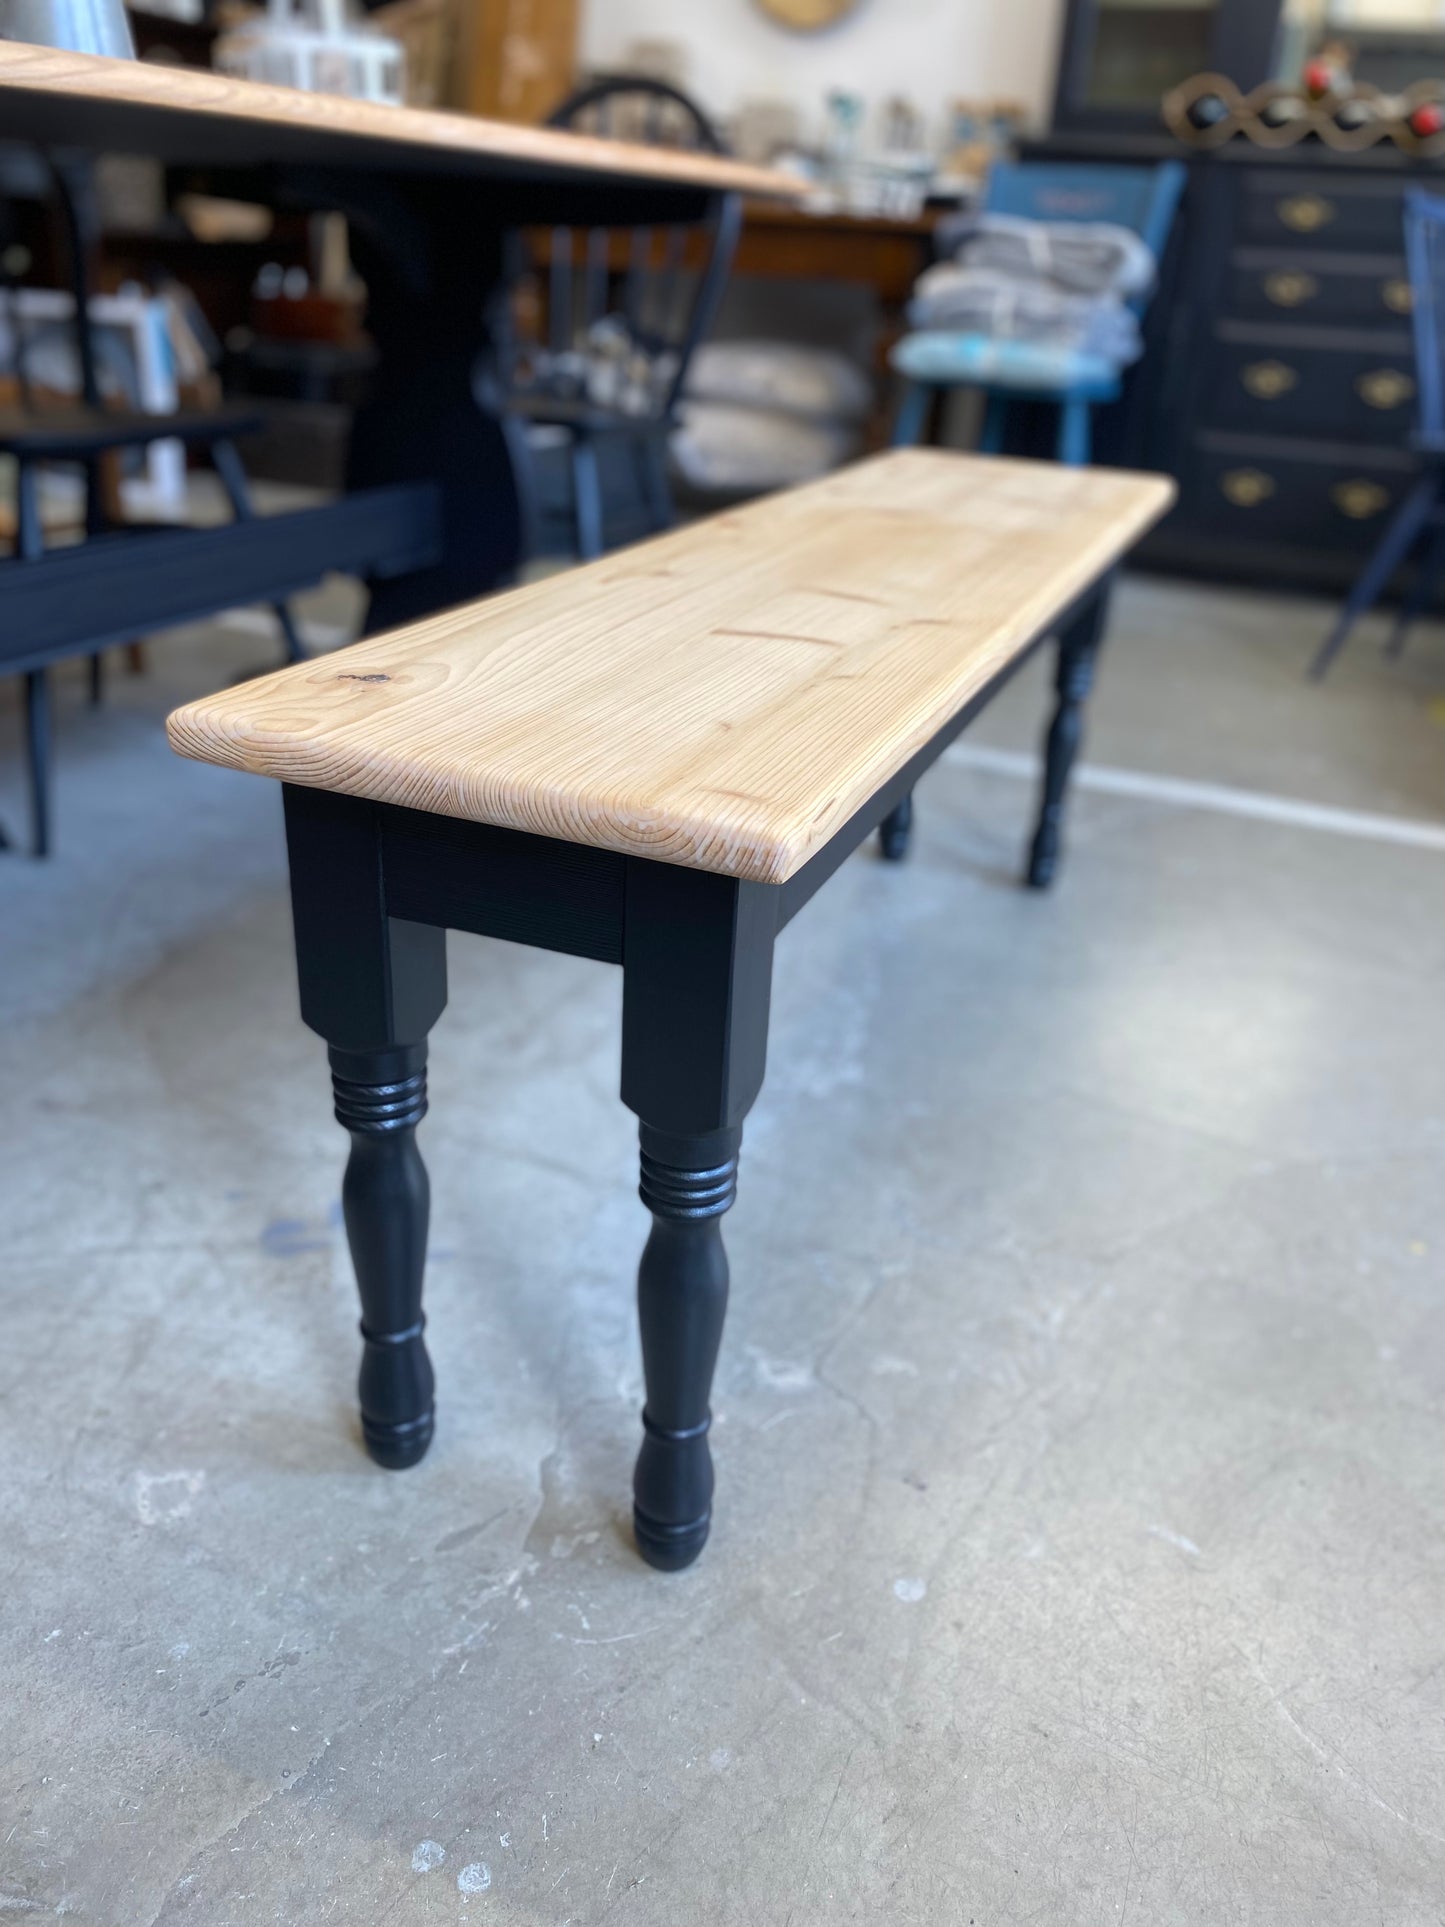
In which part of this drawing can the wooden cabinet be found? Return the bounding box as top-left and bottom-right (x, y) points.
(460, 0), (579, 123)
(1031, 132), (1445, 594)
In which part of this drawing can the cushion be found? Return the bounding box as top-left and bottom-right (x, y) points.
(890, 331), (1122, 398)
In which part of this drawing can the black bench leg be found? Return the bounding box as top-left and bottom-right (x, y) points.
(621, 859), (776, 1570)
(282, 784), (448, 1467)
(878, 790), (914, 861)
(634, 1123), (739, 1570)
(1027, 582), (1111, 891)
(332, 1042), (435, 1468)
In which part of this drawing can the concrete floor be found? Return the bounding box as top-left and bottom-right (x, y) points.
(2, 576), (1444, 1925)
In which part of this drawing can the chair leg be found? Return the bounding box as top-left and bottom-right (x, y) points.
(1057, 398), (1093, 467)
(16, 456), (43, 561)
(24, 668), (52, 859)
(1027, 580), (1112, 890)
(878, 791), (914, 861)
(979, 393), (1009, 455)
(211, 435), (304, 663)
(571, 434), (604, 562)
(88, 653), (104, 706)
(1310, 475), (1438, 681)
(636, 434), (675, 534)
(892, 381), (933, 448)
(126, 644), (146, 676)
(1385, 516), (1445, 661)
(272, 603), (306, 665)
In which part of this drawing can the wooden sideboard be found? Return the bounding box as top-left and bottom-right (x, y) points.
(1032, 133), (1443, 596)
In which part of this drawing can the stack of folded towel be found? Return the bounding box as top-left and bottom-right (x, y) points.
(903, 212), (1154, 371)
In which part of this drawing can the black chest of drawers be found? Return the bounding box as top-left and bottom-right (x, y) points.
(1029, 135), (1445, 596)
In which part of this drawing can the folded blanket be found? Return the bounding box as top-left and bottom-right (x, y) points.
(904, 212), (1152, 370)
(933, 213), (1156, 298)
(907, 265), (1141, 363)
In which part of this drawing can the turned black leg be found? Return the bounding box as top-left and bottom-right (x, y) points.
(1027, 582), (1111, 890)
(332, 1043), (435, 1468)
(878, 790), (914, 861)
(621, 859), (775, 1570)
(283, 784), (448, 1468)
(632, 1126), (739, 1570)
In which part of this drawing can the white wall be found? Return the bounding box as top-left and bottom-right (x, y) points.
(577, 0), (1070, 144)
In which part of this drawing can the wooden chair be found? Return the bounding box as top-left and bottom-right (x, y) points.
(503, 76), (742, 560)
(1312, 187), (1445, 680)
(3, 152), (442, 857)
(168, 449), (1173, 1570)
(890, 160), (1186, 468)
(2, 154), (300, 856)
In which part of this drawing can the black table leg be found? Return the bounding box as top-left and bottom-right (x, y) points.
(1027, 578), (1112, 890)
(283, 785), (448, 1467)
(621, 859), (776, 1569)
(340, 182), (530, 630)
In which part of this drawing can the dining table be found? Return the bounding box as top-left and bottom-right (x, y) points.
(0, 43), (800, 629)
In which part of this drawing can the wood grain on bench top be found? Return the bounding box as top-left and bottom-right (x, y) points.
(167, 451), (1175, 885)
(0, 43), (799, 200)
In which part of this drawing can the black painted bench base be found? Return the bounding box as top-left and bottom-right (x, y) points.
(282, 578), (1112, 1568)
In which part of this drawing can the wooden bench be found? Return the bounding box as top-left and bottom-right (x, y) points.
(167, 449), (1173, 1570)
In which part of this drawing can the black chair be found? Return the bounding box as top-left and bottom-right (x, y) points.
(503, 76), (742, 561)
(1312, 187), (1445, 679)
(2, 155), (302, 856)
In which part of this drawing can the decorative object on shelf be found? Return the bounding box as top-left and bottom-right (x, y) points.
(755, 0), (859, 27)
(214, 0), (405, 106)
(1163, 67), (1445, 156)
(0, 0), (133, 58)
(941, 98), (1027, 186)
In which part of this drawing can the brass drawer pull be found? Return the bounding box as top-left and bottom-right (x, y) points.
(1220, 468), (1276, 507)
(1277, 193), (1336, 232)
(1382, 277), (1414, 314)
(1264, 270), (1320, 307)
(1356, 367), (1416, 410)
(1241, 358), (1300, 400)
(1332, 478), (1390, 520)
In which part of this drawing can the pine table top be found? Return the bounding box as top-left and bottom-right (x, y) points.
(0, 43), (801, 199)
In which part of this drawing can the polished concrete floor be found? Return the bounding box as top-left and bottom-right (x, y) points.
(2, 576), (1444, 1925)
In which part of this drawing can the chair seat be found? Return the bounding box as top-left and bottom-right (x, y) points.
(890, 331), (1123, 402)
(167, 450), (1173, 884)
(510, 393), (671, 439)
(0, 402), (263, 458)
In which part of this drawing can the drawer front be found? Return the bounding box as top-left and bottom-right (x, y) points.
(1188, 441), (1416, 551)
(1238, 173), (1407, 252)
(1229, 255), (1413, 326)
(1212, 338), (1418, 439)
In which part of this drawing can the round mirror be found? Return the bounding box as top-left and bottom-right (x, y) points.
(756, 0), (862, 30)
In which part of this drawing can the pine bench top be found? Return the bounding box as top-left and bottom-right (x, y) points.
(167, 452), (1175, 885)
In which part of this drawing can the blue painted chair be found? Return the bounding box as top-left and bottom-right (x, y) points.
(891, 160), (1187, 466)
(1311, 187), (1445, 679)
